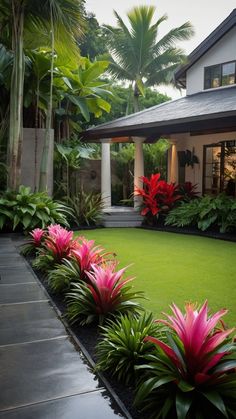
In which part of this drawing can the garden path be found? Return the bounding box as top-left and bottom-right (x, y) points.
(0, 236), (127, 419)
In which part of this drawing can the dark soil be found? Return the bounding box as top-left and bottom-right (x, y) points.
(30, 263), (143, 419)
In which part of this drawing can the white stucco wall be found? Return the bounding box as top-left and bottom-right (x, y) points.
(186, 27), (236, 95)
(169, 131), (236, 194)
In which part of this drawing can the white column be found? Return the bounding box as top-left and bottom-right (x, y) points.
(133, 137), (145, 209)
(101, 141), (111, 209)
(169, 142), (178, 184)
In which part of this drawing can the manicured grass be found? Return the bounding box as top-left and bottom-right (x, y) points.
(76, 228), (236, 326)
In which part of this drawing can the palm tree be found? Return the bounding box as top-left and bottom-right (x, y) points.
(0, 0), (84, 190)
(103, 5), (194, 112)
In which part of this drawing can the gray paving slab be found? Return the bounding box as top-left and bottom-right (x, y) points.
(0, 237), (128, 419)
(0, 255), (28, 267)
(0, 301), (66, 346)
(0, 337), (101, 411)
(0, 238), (12, 243)
(0, 390), (125, 418)
(0, 270), (36, 284)
(0, 283), (48, 304)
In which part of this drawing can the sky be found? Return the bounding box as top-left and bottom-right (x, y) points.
(85, 0), (236, 98)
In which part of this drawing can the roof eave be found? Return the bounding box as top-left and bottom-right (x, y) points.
(174, 9), (236, 85)
(82, 110), (236, 141)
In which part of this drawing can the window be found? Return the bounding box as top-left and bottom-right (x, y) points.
(204, 61), (236, 89)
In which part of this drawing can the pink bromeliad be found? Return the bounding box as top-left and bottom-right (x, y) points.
(70, 237), (113, 280)
(85, 263), (134, 314)
(145, 300), (235, 385)
(45, 225), (76, 261)
(30, 228), (45, 247)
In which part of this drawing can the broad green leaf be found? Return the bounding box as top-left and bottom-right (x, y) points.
(22, 214), (32, 229)
(178, 380), (195, 393)
(202, 391), (228, 417)
(176, 391), (192, 419)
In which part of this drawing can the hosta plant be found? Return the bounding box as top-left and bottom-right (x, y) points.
(66, 263), (144, 325)
(0, 185), (72, 231)
(135, 301), (236, 419)
(96, 312), (164, 385)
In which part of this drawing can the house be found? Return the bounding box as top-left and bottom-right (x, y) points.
(82, 9), (236, 209)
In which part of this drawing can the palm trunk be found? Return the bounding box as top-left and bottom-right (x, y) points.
(133, 82), (140, 113)
(39, 6), (54, 192)
(8, 1), (25, 190)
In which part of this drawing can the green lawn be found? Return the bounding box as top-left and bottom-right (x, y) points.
(76, 228), (236, 326)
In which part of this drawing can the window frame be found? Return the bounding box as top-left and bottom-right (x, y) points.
(204, 60), (236, 90)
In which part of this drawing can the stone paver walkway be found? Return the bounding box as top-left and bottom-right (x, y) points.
(0, 237), (128, 419)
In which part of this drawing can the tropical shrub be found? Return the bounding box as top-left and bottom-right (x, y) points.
(165, 199), (200, 228)
(66, 263), (144, 325)
(135, 173), (181, 221)
(68, 191), (104, 226)
(165, 194), (236, 233)
(135, 301), (236, 419)
(96, 313), (163, 385)
(178, 182), (199, 201)
(0, 185), (72, 231)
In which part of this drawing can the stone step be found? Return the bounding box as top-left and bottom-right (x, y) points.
(103, 214), (143, 222)
(102, 206), (143, 227)
(103, 220), (142, 228)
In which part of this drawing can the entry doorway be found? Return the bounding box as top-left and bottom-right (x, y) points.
(203, 141), (236, 196)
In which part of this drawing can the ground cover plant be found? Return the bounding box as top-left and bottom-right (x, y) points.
(76, 228), (236, 326)
(165, 194), (236, 233)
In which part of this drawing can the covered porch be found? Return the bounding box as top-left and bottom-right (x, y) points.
(82, 86), (236, 223)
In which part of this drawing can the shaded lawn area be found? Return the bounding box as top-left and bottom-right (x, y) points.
(76, 228), (236, 326)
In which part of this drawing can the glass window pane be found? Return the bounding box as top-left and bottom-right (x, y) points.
(211, 65), (221, 88)
(222, 62), (235, 86)
(204, 67), (211, 89)
(205, 147), (213, 163)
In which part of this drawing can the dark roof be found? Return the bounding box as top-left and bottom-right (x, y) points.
(175, 9), (236, 87)
(82, 86), (236, 141)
